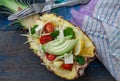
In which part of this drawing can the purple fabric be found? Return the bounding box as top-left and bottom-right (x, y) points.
(69, 0), (98, 27)
(79, 0), (99, 16)
(70, 9), (85, 28)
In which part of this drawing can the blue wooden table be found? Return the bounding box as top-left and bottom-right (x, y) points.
(0, 0), (116, 81)
(0, 31), (115, 81)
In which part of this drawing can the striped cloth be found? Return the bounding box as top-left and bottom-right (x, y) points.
(70, 0), (120, 81)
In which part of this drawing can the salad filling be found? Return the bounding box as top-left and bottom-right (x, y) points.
(25, 20), (90, 71)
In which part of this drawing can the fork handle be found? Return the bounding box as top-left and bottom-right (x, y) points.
(51, 0), (90, 9)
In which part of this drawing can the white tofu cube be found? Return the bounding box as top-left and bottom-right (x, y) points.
(35, 24), (44, 35)
(57, 29), (64, 38)
(64, 54), (73, 64)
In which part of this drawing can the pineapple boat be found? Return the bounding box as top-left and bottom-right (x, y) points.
(23, 14), (95, 80)
(0, 0), (95, 80)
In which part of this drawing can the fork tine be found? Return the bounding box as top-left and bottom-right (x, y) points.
(16, 8), (34, 20)
(16, 7), (32, 16)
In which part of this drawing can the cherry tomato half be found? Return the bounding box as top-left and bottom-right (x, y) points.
(40, 35), (52, 44)
(46, 53), (56, 61)
(62, 64), (73, 70)
(44, 22), (54, 33)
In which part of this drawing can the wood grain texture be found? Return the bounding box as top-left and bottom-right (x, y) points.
(0, 31), (115, 81)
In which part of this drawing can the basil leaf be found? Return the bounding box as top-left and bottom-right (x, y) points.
(75, 56), (85, 65)
(64, 27), (75, 38)
(31, 25), (38, 34)
(50, 30), (59, 39)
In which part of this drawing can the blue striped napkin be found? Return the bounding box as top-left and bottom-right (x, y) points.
(69, 0), (120, 81)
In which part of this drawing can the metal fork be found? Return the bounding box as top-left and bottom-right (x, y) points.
(8, 0), (55, 20)
(8, 0), (90, 21)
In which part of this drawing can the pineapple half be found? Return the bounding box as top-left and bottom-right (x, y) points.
(0, 0), (95, 79)
(25, 13), (95, 80)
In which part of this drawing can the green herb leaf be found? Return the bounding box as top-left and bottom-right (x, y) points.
(64, 27), (75, 38)
(75, 56), (85, 65)
(33, 49), (38, 54)
(50, 30), (59, 39)
(31, 25), (38, 34)
(42, 45), (46, 52)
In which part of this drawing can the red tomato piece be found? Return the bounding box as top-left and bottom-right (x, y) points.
(46, 53), (56, 61)
(40, 35), (52, 44)
(62, 64), (73, 70)
(44, 22), (54, 33)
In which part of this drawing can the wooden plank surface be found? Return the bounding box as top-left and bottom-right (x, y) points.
(0, 31), (115, 81)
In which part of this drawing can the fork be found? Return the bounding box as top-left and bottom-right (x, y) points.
(8, 0), (90, 21)
(8, 0), (55, 20)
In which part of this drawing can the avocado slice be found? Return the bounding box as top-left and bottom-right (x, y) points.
(47, 35), (72, 47)
(43, 38), (78, 55)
